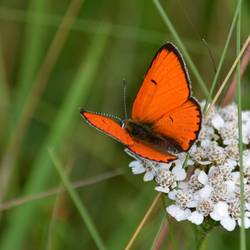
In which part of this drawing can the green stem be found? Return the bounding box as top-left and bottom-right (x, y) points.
(196, 228), (209, 250)
(194, 220), (218, 250)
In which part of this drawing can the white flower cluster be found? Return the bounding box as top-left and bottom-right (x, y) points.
(126, 102), (250, 231)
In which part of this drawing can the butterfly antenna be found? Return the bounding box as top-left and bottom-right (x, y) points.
(202, 38), (217, 73)
(123, 78), (128, 120)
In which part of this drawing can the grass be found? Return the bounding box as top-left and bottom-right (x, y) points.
(0, 0), (249, 249)
(0, 28), (110, 250)
(49, 148), (106, 250)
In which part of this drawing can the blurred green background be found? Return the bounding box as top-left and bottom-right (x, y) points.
(0, 0), (249, 249)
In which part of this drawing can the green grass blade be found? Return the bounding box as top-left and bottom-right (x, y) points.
(204, 0), (241, 111)
(11, 0), (48, 131)
(152, 0), (209, 97)
(236, 1), (246, 249)
(0, 28), (110, 250)
(48, 148), (106, 250)
(0, 38), (10, 141)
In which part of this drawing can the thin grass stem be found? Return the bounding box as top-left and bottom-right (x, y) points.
(125, 193), (161, 250)
(150, 215), (168, 250)
(46, 159), (74, 250)
(205, 35), (250, 116)
(221, 42), (250, 106)
(236, 1), (246, 249)
(204, 0), (241, 111)
(49, 148), (106, 250)
(0, 169), (122, 212)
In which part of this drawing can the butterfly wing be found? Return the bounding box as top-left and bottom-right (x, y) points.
(80, 110), (133, 146)
(127, 141), (177, 163)
(152, 98), (201, 151)
(132, 43), (191, 122)
(131, 42), (201, 151)
(81, 110), (176, 163)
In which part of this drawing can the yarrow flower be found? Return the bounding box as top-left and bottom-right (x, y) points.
(126, 102), (250, 231)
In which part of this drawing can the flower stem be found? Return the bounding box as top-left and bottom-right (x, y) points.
(194, 220), (217, 250)
(196, 228), (209, 250)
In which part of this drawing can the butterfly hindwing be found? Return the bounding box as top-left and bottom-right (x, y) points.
(153, 98), (201, 151)
(127, 140), (177, 163)
(132, 43), (191, 123)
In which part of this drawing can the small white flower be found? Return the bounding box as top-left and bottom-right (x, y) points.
(243, 150), (250, 170)
(238, 217), (250, 229)
(210, 201), (237, 231)
(155, 186), (170, 193)
(188, 211), (204, 225)
(212, 113), (225, 130)
(225, 180), (236, 194)
(166, 205), (191, 221)
(143, 171), (156, 181)
(172, 165), (186, 181)
(197, 200), (214, 216)
(129, 161), (145, 174)
(155, 169), (176, 192)
(223, 158), (237, 170)
(198, 185), (213, 200)
(210, 201), (229, 221)
(242, 111), (250, 144)
(168, 190), (177, 200)
(221, 217), (236, 231)
(198, 170), (208, 185)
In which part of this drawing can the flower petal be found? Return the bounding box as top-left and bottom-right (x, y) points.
(166, 205), (191, 221)
(172, 166), (186, 181)
(143, 171), (155, 181)
(155, 186), (169, 193)
(198, 185), (212, 199)
(214, 201), (229, 217)
(221, 217), (236, 231)
(212, 113), (225, 130)
(129, 161), (145, 174)
(168, 190), (177, 200)
(198, 171), (208, 185)
(188, 211), (204, 225)
(238, 217), (250, 229)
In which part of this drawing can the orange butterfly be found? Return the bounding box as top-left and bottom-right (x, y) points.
(80, 43), (201, 163)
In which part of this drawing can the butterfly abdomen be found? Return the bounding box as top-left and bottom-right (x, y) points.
(124, 120), (183, 154)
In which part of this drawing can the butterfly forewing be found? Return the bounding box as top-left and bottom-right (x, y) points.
(81, 110), (177, 162)
(80, 110), (133, 146)
(132, 43), (191, 123)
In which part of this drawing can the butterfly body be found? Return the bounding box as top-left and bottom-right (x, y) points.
(123, 119), (183, 154)
(81, 42), (202, 163)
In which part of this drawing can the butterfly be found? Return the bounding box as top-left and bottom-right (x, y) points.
(80, 42), (202, 163)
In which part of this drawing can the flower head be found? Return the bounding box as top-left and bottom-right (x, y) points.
(126, 102), (250, 231)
